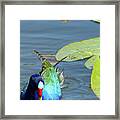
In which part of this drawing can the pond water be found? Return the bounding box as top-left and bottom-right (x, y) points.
(20, 20), (100, 100)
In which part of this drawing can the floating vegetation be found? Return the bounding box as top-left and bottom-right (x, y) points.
(84, 55), (98, 69)
(56, 37), (99, 61)
(60, 20), (70, 23)
(91, 56), (100, 97)
(91, 20), (100, 24)
(56, 37), (100, 98)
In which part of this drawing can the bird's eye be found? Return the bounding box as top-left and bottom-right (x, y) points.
(38, 81), (44, 89)
(43, 66), (45, 70)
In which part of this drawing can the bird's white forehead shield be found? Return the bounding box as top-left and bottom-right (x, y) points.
(38, 81), (44, 89)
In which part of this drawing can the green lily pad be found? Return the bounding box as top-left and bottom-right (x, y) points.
(84, 55), (99, 69)
(91, 20), (100, 24)
(56, 37), (100, 61)
(91, 56), (100, 97)
(95, 20), (100, 23)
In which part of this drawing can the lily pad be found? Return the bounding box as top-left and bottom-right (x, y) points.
(95, 20), (100, 23)
(92, 20), (100, 24)
(84, 55), (99, 69)
(91, 56), (100, 97)
(56, 37), (100, 61)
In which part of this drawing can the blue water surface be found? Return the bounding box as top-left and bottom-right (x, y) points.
(20, 20), (100, 100)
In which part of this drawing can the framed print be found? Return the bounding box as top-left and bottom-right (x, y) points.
(0, 0), (119, 119)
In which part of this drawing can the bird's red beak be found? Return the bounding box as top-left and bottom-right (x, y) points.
(38, 88), (43, 97)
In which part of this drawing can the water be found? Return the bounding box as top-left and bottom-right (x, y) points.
(20, 20), (100, 100)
